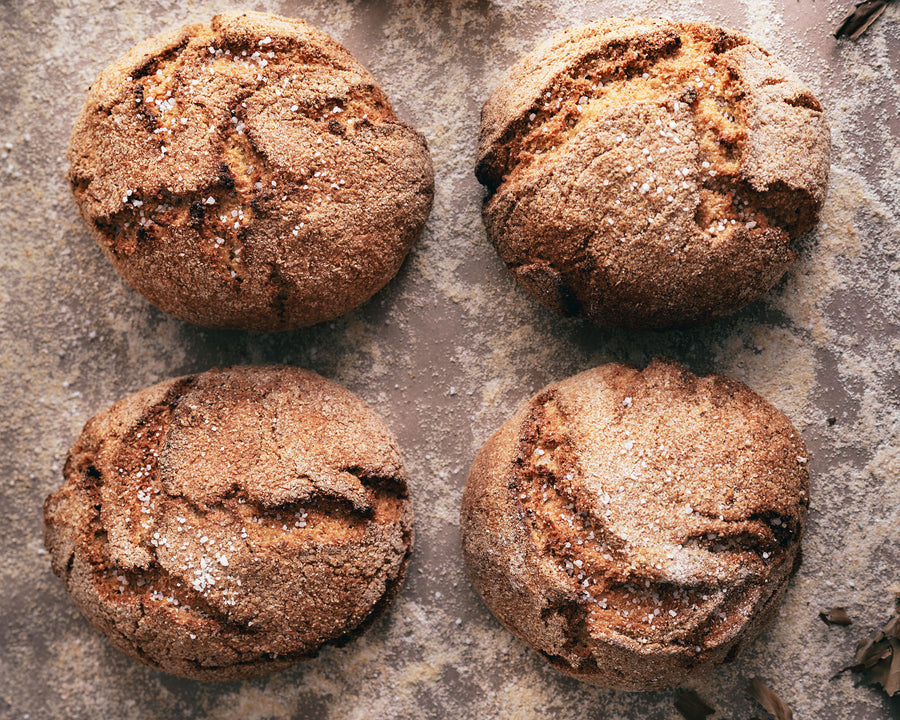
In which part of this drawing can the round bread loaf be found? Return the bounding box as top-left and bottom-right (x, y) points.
(460, 359), (809, 690)
(476, 19), (830, 329)
(68, 10), (434, 331)
(43, 366), (414, 681)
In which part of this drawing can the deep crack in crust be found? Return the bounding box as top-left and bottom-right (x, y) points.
(476, 18), (830, 329)
(460, 359), (809, 690)
(68, 10), (434, 331)
(43, 366), (414, 681)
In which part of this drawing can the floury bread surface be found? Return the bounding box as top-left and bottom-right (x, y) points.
(476, 18), (830, 329)
(43, 366), (414, 681)
(460, 359), (809, 690)
(67, 10), (434, 331)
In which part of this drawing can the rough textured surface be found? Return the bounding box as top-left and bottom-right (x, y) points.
(461, 359), (809, 689)
(68, 10), (434, 331)
(477, 18), (830, 329)
(3, 1), (900, 718)
(43, 365), (414, 681)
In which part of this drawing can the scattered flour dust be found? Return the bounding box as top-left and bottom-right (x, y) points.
(1, 1), (898, 719)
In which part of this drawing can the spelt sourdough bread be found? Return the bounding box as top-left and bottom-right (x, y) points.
(476, 19), (830, 329)
(68, 10), (434, 330)
(44, 366), (413, 681)
(461, 359), (809, 690)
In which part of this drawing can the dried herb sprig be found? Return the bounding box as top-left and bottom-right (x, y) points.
(834, 1), (892, 40)
(839, 595), (900, 696)
(747, 678), (793, 720)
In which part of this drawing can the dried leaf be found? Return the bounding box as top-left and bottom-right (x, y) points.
(748, 678), (793, 720)
(674, 688), (715, 720)
(820, 607), (853, 626)
(884, 613), (900, 639)
(840, 598), (900, 696)
(871, 637), (900, 696)
(834, 1), (890, 40)
(886, 639), (900, 695)
(854, 632), (891, 668)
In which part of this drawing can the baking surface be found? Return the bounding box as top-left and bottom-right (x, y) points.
(1, 1), (898, 718)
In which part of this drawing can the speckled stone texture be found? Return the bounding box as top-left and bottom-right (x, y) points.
(44, 366), (413, 680)
(3, 1), (900, 719)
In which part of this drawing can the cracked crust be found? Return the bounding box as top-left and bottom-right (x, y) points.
(43, 366), (414, 681)
(476, 18), (830, 329)
(460, 359), (809, 690)
(68, 10), (434, 331)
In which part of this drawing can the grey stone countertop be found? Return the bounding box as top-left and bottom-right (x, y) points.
(1, 1), (898, 718)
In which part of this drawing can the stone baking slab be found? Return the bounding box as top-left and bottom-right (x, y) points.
(1, 1), (898, 718)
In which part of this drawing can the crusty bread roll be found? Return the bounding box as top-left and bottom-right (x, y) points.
(476, 19), (830, 329)
(68, 11), (434, 330)
(461, 359), (808, 690)
(44, 366), (413, 681)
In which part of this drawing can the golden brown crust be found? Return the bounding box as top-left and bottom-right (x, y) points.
(43, 366), (413, 681)
(460, 359), (809, 690)
(476, 18), (830, 329)
(68, 10), (434, 331)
